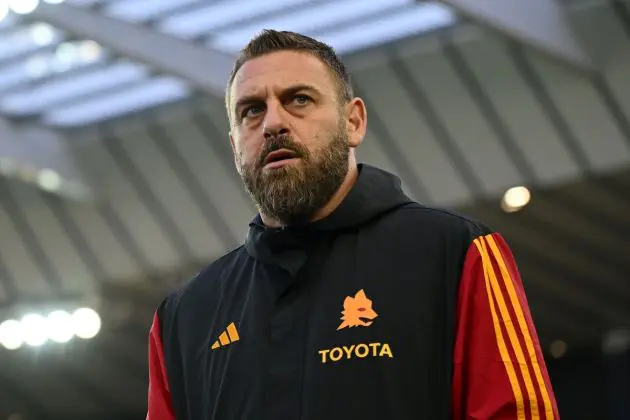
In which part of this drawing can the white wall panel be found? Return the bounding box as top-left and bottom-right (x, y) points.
(158, 113), (253, 243)
(530, 55), (630, 172)
(76, 137), (182, 273)
(60, 199), (140, 282)
(573, 4), (630, 110)
(352, 58), (473, 205)
(0, 195), (51, 297)
(403, 46), (525, 194)
(356, 130), (420, 201)
(111, 124), (219, 261)
(459, 34), (583, 184)
(605, 53), (630, 122)
(0, 271), (8, 303)
(7, 183), (95, 296)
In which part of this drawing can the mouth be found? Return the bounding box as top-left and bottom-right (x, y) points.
(263, 149), (300, 169)
(359, 317), (374, 326)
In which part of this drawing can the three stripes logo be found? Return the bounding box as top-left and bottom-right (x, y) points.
(210, 322), (240, 350)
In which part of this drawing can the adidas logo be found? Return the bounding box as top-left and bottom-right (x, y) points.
(210, 322), (239, 350)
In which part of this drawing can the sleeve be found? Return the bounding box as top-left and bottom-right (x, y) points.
(451, 232), (560, 420)
(146, 309), (176, 420)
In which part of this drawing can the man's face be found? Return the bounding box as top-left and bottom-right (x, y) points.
(228, 51), (354, 225)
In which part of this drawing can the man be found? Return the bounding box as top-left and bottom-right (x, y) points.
(147, 30), (559, 419)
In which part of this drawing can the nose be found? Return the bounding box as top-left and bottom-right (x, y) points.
(263, 104), (289, 139)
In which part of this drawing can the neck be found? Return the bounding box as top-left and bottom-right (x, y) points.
(260, 156), (359, 228)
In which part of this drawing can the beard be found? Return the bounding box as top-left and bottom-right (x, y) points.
(239, 126), (350, 226)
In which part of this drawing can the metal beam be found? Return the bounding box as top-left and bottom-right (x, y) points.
(0, 117), (92, 200)
(31, 3), (235, 98)
(436, 0), (594, 71)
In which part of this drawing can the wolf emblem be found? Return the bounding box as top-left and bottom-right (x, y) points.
(337, 289), (378, 330)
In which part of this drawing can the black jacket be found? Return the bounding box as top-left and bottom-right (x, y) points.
(147, 164), (558, 420)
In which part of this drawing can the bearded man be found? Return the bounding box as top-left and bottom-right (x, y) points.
(146, 30), (559, 420)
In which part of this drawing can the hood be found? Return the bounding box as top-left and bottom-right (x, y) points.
(244, 164), (414, 273)
(310, 163), (413, 232)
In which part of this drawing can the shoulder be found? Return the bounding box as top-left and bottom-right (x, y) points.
(388, 203), (501, 284)
(390, 202), (492, 244)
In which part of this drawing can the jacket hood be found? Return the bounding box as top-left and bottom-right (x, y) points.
(244, 164), (414, 271)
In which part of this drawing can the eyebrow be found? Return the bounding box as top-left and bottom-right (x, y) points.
(233, 84), (321, 114)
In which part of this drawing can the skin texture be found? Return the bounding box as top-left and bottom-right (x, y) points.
(228, 51), (368, 227)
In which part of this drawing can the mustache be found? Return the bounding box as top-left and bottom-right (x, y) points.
(257, 135), (307, 168)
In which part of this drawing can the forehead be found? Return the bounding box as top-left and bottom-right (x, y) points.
(231, 51), (336, 100)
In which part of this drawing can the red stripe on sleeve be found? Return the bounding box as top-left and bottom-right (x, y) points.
(147, 311), (175, 420)
(451, 233), (560, 419)
(486, 233), (560, 419)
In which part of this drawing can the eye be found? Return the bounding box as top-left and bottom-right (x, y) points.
(292, 94), (311, 105)
(241, 105), (265, 119)
(357, 308), (366, 312)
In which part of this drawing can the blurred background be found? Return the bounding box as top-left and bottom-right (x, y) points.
(0, 0), (628, 419)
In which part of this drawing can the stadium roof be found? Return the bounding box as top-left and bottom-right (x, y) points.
(0, 0), (462, 126)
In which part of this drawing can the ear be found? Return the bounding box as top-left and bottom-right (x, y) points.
(345, 97), (367, 148)
(229, 131), (236, 154)
(355, 289), (367, 299)
(229, 132), (241, 174)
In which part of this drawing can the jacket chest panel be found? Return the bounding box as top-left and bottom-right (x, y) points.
(184, 240), (454, 418)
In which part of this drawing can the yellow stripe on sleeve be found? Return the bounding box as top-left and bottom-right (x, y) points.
(473, 238), (525, 420)
(486, 235), (555, 420)
(478, 236), (539, 419)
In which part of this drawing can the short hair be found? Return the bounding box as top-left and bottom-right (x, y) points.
(225, 29), (354, 119)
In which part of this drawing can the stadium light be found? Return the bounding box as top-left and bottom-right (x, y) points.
(47, 310), (74, 343)
(0, 2), (9, 23)
(501, 186), (531, 213)
(37, 168), (62, 192)
(77, 40), (102, 61)
(1, 0), (65, 23)
(0, 319), (23, 350)
(21, 314), (48, 347)
(9, 0), (40, 15)
(71, 307), (101, 339)
(549, 340), (567, 359)
(0, 307), (101, 350)
(30, 22), (56, 46)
